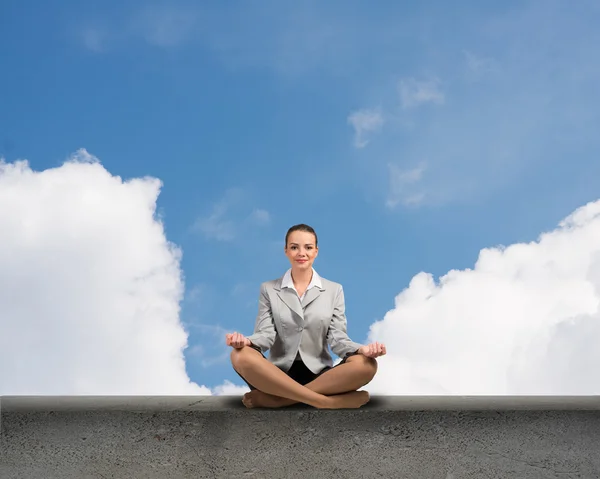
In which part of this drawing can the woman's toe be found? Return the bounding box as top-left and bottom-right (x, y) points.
(242, 392), (254, 408)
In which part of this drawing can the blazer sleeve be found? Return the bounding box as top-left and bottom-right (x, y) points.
(246, 283), (276, 352)
(326, 285), (364, 358)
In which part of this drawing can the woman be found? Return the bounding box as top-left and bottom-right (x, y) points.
(226, 224), (386, 409)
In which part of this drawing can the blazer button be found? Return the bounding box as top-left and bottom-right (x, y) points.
(297, 327), (303, 332)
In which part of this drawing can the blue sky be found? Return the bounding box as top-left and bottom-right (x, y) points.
(2, 0), (600, 394)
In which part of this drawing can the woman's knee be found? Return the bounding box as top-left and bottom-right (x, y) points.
(364, 357), (378, 379)
(230, 346), (259, 372)
(348, 354), (378, 380)
(230, 347), (245, 370)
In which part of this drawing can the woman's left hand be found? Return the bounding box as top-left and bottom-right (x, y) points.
(359, 342), (386, 358)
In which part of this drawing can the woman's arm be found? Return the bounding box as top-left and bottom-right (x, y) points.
(326, 285), (364, 358)
(245, 283), (276, 352)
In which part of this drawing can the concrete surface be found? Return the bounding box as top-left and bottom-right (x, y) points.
(2, 395), (600, 478)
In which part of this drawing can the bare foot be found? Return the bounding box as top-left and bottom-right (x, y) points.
(242, 390), (287, 409)
(320, 391), (370, 409)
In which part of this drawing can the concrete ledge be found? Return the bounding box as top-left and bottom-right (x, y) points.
(2, 396), (600, 478)
(3, 395), (600, 411)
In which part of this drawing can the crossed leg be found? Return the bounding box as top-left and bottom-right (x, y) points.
(231, 346), (376, 409)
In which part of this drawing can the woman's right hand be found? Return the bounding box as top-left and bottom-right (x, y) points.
(225, 332), (251, 349)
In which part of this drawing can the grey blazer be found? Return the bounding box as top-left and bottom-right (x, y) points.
(246, 275), (364, 374)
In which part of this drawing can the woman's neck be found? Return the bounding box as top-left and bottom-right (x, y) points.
(291, 268), (313, 287)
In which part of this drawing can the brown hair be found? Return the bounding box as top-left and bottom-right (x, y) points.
(285, 224), (318, 247)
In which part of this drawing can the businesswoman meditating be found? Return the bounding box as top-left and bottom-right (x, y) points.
(226, 224), (386, 409)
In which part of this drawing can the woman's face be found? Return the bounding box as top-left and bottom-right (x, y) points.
(285, 231), (318, 271)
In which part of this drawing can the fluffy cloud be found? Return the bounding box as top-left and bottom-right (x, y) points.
(6, 150), (599, 398)
(212, 380), (250, 396)
(347, 108), (384, 148)
(0, 150), (214, 395)
(367, 199), (600, 395)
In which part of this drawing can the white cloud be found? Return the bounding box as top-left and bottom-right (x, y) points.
(212, 380), (250, 396)
(357, 2), (600, 208)
(386, 162), (426, 208)
(367, 198), (600, 395)
(399, 78), (445, 109)
(347, 108), (384, 148)
(0, 150), (211, 395)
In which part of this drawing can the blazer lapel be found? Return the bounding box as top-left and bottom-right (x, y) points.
(276, 286), (304, 320)
(302, 285), (324, 310)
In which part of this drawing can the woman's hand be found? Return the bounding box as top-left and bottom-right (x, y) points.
(225, 332), (251, 349)
(359, 342), (386, 358)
